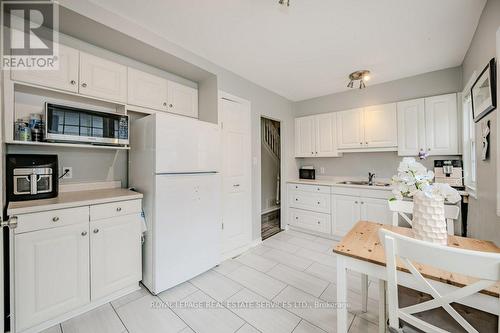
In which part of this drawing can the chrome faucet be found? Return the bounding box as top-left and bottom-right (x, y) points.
(368, 172), (375, 186)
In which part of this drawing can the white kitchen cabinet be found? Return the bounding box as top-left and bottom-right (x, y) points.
(288, 190), (331, 214)
(295, 113), (340, 157)
(295, 116), (316, 157)
(425, 93), (459, 155)
(332, 194), (360, 237)
(79, 52), (128, 103)
(336, 108), (364, 149)
(289, 208), (331, 234)
(11, 44), (80, 93)
(397, 93), (459, 156)
(363, 103), (398, 148)
(167, 81), (199, 118)
(397, 98), (426, 156)
(90, 215), (142, 300)
(127, 68), (168, 111)
(360, 197), (392, 225)
(15, 223), (90, 332)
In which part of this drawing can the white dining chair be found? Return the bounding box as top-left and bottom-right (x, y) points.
(388, 200), (460, 236)
(379, 228), (500, 333)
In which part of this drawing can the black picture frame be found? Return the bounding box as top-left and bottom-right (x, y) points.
(472, 58), (497, 123)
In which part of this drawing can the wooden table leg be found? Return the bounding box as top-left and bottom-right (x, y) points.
(337, 256), (349, 333)
(361, 273), (369, 313)
(378, 280), (387, 333)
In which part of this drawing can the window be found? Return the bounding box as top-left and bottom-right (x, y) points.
(462, 73), (478, 197)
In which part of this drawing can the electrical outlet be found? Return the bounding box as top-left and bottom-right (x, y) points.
(62, 167), (73, 179)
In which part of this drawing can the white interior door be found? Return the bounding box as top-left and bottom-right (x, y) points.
(336, 108), (364, 149)
(220, 95), (252, 256)
(363, 103), (398, 148)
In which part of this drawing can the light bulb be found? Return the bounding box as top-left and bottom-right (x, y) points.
(363, 74), (370, 81)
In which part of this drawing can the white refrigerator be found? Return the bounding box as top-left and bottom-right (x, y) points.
(130, 112), (221, 294)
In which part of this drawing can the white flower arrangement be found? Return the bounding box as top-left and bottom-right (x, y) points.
(391, 157), (461, 203)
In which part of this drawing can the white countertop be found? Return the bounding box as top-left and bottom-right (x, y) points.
(7, 188), (143, 215)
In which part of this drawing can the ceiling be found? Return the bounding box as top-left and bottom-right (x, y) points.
(86, 0), (485, 101)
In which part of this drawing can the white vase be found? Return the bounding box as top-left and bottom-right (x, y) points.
(412, 191), (448, 245)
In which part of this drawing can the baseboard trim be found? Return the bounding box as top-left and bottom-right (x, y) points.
(221, 238), (263, 260)
(261, 206), (280, 215)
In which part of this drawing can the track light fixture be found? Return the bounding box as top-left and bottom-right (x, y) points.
(278, 0), (290, 6)
(347, 70), (371, 89)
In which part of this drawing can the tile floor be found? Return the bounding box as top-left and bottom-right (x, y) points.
(42, 229), (380, 333)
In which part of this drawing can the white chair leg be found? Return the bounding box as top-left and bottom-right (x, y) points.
(361, 273), (369, 313)
(378, 280), (387, 333)
(337, 256), (349, 333)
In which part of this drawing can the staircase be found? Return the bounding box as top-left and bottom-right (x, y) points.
(261, 118), (281, 209)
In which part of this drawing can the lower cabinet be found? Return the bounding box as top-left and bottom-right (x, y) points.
(12, 200), (142, 333)
(289, 208), (331, 234)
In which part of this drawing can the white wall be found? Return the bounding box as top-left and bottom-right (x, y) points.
(461, 0), (500, 244)
(59, 0), (296, 241)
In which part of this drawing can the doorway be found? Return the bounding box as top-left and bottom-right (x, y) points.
(260, 117), (282, 240)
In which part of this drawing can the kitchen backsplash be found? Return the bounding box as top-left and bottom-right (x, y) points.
(298, 152), (461, 178)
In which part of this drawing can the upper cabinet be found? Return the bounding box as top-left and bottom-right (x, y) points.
(127, 68), (199, 118)
(295, 113), (341, 158)
(11, 44), (80, 93)
(79, 52), (128, 103)
(397, 93), (458, 156)
(337, 104), (397, 151)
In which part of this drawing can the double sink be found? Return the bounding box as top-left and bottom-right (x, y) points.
(337, 180), (391, 187)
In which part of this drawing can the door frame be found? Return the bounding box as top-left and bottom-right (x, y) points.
(218, 91), (253, 258)
(259, 115), (284, 232)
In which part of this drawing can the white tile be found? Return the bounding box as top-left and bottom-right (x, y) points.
(190, 270), (243, 301)
(179, 327), (195, 333)
(158, 281), (198, 303)
(171, 290), (244, 333)
(250, 244), (272, 256)
(227, 288), (301, 333)
(293, 320), (327, 333)
(267, 264), (329, 298)
(227, 265), (286, 299)
(285, 230), (318, 240)
(313, 236), (339, 247)
(274, 286), (354, 333)
(62, 304), (125, 333)
(287, 237), (331, 253)
(295, 248), (337, 268)
(111, 284), (151, 309)
(237, 252), (278, 272)
(236, 323), (261, 333)
(116, 294), (187, 333)
(304, 262), (336, 283)
(348, 316), (378, 333)
(263, 238), (300, 253)
(40, 325), (62, 333)
(261, 248), (314, 271)
(270, 232), (295, 242)
(320, 284), (379, 325)
(213, 259), (243, 276)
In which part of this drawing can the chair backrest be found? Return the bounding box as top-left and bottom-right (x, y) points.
(388, 200), (460, 236)
(379, 228), (500, 333)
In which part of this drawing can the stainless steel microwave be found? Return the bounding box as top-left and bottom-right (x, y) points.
(45, 103), (129, 146)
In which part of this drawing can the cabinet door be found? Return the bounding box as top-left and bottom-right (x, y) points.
(11, 44), (79, 93)
(332, 195), (360, 237)
(315, 113), (340, 157)
(336, 108), (364, 149)
(295, 116), (316, 157)
(79, 52), (127, 103)
(363, 103), (398, 148)
(397, 98), (426, 156)
(127, 68), (168, 111)
(424, 93), (458, 155)
(289, 208), (331, 234)
(360, 197), (392, 225)
(288, 191), (331, 214)
(15, 223), (90, 332)
(167, 81), (199, 118)
(90, 215), (142, 300)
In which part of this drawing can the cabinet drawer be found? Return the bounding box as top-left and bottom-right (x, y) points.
(14, 206), (90, 234)
(90, 200), (142, 221)
(288, 192), (330, 214)
(288, 183), (330, 194)
(289, 208), (331, 234)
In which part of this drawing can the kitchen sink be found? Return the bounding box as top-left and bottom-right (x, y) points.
(338, 181), (391, 187)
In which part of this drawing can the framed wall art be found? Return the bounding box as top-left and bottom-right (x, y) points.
(472, 58), (497, 122)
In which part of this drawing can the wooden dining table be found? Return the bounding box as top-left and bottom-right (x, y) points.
(334, 221), (500, 333)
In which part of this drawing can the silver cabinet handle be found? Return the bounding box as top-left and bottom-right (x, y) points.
(81, 83), (87, 88)
(317, 201), (321, 204)
(295, 216), (298, 219)
(233, 184), (240, 187)
(163, 102), (167, 106)
(361, 201), (364, 204)
(169, 104), (173, 108)
(365, 142), (368, 145)
(70, 80), (76, 85)
(295, 198), (298, 201)
(93, 228), (99, 234)
(355, 201), (358, 204)
(81, 231), (87, 236)
(52, 217), (59, 222)
(116, 207), (122, 212)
